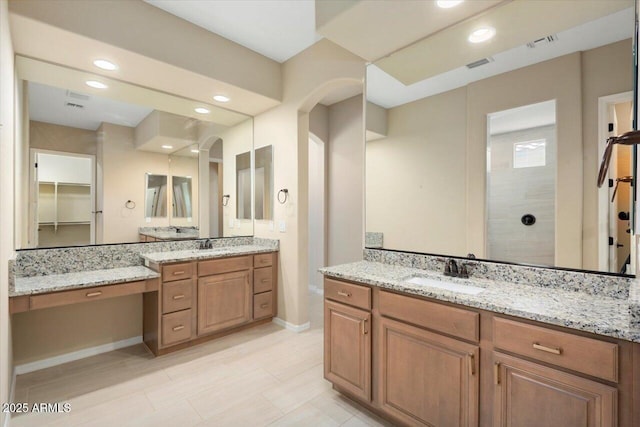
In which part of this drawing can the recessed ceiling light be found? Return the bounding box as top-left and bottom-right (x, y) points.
(161, 145), (173, 149)
(468, 26), (496, 44)
(213, 95), (230, 103)
(85, 80), (108, 89)
(437, 0), (463, 8)
(93, 59), (118, 71)
(194, 107), (210, 114)
(190, 149), (200, 154)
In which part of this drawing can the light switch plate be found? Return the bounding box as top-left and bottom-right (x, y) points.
(145, 217), (151, 223)
(269, 221), (274, 231)
(279, 220), (286, 233)
(229, 218), (234, 228)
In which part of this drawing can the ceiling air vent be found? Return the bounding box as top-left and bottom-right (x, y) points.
(466, 57), (494, 69)
(66, 90), (90, 101)
(527, 34), (558, 48)
(64, 102), (85, 109)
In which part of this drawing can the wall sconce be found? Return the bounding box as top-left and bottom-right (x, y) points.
(222, 194), (230, 206)
(277, 189), (289, 204)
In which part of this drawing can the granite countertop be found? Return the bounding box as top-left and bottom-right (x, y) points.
(139, 230), (199, 240)
(141, 244), (276, 264)
(320, 261), (640, 343)
(10, 266), (160, 297)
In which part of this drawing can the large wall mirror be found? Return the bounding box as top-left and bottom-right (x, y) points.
(16, 56), (255, 249)
(365, 0), (636, 275)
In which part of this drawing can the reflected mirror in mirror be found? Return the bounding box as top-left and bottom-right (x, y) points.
(172, 176), (193, 218)
(236, 151), (252, 221)
(145, 174), (168, 218)
(365, 0), (635, 275)
(254, 145), (273, 221)
(16, 57), (254, 248)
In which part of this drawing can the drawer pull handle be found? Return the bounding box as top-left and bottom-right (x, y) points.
(260, 303), (269, 309)
(494, 362), (501, 385)
(172, 325), (185, 332)
(86, 291), (102, 297)
(468, 353), (475, 376)
(173, 294), (185, 300)
(361, 319), (368, 335)
(533, 343), (562, 355)
(172, 271), (185, 275)
(337, 291), (351, 297)
(261, 279), (270, 283)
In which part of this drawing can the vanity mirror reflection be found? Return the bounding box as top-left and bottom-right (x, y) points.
(16, 56), (255, 249)
(365, 0), (635, 275)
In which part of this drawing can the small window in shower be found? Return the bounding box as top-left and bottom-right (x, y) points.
(513, 139), (546, 168)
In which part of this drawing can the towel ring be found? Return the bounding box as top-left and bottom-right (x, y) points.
(277, 189), (289, 204)
(125, 200), (136, 209)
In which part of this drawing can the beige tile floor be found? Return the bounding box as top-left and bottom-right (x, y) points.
(10, 293), (395, 427)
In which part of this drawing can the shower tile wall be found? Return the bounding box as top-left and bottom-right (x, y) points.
(487, 125), (556, 265)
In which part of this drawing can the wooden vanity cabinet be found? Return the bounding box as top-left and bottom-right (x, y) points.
(144, 251), (277, 355)
(492, 352), (617, 427)
(324, 299), (372, 402)
(376, 290), (479, 427)
(323, 276), (640, 427)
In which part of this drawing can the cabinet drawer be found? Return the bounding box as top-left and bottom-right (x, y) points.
(254, 291), (274, 319)
(493, 317), (618, 382)
(324, 278), (371, 310)
(162, 262), (193, 282)
(162, 309), (192, 346)
(162, 279), (193, 314)
(254, 253), (273, 268)
(198, 256), (252, 277)
(29, 281), (148, 310)
(253, 267), (273, 294)
(378, 290), (479, 342)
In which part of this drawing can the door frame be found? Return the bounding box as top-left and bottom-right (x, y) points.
(597, 91), (634, 272)
(29, 148), (96, 247)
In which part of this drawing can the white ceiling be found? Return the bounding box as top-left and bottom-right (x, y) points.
(28, 81), (153, 131)
(145, 0), (322, 63)
(367, 7), (634, 109)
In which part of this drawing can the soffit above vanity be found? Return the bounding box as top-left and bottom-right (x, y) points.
(8, 0), (283, 117)
(315, 0), (506, 62)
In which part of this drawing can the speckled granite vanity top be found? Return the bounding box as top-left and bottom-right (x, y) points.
(320, 260), (640, 343)
(141, 244), (276, 264)
(10, 266), (159, 297)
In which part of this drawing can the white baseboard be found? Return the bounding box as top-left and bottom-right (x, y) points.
(14, 336), (142, 375)
(272, 317), (311, 332)
(308, 285), (324, 295)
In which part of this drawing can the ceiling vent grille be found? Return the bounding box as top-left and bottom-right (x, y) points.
(466, 57), (494, 69)
(66, 90), (90, 101)
(527, 34), (559, 48)
(65, 102), (85, 109)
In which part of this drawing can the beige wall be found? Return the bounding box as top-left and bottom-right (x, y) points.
(582, 39), (633, 269)
(328, 94), (364, 265)
(254, 39), (364, 327)
(30, 120), (97, 155)
(0, 0), (14, 422)
(12, 296), (142, 365)
(367, 87), (468, 254)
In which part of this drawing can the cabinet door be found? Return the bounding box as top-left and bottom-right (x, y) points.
(377, 316), (479, 427)
(324, 300), (371, 402)
(197, 270), (251, 335)
(493, 353), (617, 427)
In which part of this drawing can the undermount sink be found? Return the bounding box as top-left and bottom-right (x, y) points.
(405, 276), (485, 295)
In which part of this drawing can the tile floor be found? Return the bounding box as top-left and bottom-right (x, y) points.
(10, 293), (394, 427)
